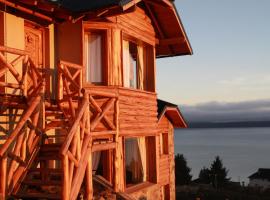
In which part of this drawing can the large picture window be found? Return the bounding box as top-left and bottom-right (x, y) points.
(85, 32), (104, 83)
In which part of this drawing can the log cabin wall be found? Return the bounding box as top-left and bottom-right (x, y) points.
(55, 21), (83, 66)
(158, 116), (176, 200)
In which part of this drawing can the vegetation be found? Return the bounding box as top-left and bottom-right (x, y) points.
(175, 154), (192, 185)
(176, 186), (270, 200)
(198, 156), (230, 188)
(199, 167), (211, 184)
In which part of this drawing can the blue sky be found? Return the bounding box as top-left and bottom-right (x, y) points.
(156, 0), (270, 105)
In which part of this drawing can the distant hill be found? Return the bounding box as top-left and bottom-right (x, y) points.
(179, 99), (270, 128)
(188, 121), (270, 128)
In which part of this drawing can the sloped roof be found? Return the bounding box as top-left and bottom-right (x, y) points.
(48, 0), (132, 13)
(0, 0), (192, 57)
(157, 99), (187, 128)
(249, 168), (270, 181)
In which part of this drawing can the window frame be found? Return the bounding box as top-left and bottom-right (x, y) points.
(160, 132), (169, 155)
(123, 136), (157, 190)
(122, 33), (155, 91)
(83, 28), (109, 86)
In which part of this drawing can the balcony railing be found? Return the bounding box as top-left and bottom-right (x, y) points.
(0, 46), (43, 97)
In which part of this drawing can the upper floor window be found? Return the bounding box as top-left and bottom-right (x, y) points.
(122, 37), (155, 91)
(123, 40), (138, 89)
(85, 31), (104, 84)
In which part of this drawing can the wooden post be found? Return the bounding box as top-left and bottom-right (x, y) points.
(113, 95), (120, 192)
(62, 155), (69, 200)
(0, 157), (7, 200)
(85, 148), (93, 200)
(22, 55), (29, 97)
(57, 62), (64, 100)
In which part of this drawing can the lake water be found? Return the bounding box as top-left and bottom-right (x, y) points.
(174, 127), (270, 184)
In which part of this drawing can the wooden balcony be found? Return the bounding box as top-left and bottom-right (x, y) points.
(83, 85), (159, 137)
(57, 60), (159, 138)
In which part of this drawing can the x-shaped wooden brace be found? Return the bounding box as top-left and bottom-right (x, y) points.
(89, 96), (116, 131)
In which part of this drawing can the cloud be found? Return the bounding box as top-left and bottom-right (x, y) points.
(219, 74), (270, 87)
(179, 99), (270, 122)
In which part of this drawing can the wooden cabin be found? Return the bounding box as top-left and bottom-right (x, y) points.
(0, 0), (192, 199)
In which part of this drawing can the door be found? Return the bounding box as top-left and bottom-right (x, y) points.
(24, 22), (44, 68)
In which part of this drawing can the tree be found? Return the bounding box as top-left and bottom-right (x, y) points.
(175, 154), (192, 185)
(209, 156), (230, 188)
(198, 167), (211, 184)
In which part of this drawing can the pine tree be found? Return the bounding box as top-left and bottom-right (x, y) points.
(175, 154), (192, 185)
(198, 167), (211, 184)
(209, 156), (230, 188)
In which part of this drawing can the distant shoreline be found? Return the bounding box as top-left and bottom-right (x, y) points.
(184, 121), (270, 129)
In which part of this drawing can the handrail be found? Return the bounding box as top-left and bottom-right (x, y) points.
(0, 83), (44, 157)
(57, 60), (83, 120)
(0, 81), (45, 198)
(57, 60), (83, 100)
(60, 92), (89, 156)
(0, 45), (43, 97)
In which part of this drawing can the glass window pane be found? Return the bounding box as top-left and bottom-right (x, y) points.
(125, 138), (145, 185)
(123, 40), (138, 89)
(86, 33), (103, 83)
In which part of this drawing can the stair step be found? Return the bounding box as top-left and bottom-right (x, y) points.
(45, 105), (61, 112)
(29, 168), (62, 174)
(22, 180), (61, 186)
(40, 143), (62, 150)
(45, 110), (64, 115)
(14, 192), (61, 200)
(45, 118), (68, 122)
(38, 155), (61, 161)
(39, 144), (61, 160)
(45, 124), (69, 132)
(46, 133), (67, 139)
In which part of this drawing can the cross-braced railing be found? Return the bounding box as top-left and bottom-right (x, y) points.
(0, 46), (43, 97)
(0, 82), (45, 199)
(59, 89), (119, 200)
(57, 60), (83, 120)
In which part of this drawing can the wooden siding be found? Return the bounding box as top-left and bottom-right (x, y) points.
(118, 88), (158, 137)
(115, 7), (156, 46)
(55, 21), (83, 66)
(158, 116), (176, 200)
(159, 155), (170, 184)
(83, 85), (158, 137)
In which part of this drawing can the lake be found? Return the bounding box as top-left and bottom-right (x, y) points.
(174, 127), (270, 184)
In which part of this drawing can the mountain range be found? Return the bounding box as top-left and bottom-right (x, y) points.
(179, 99), (270, 128)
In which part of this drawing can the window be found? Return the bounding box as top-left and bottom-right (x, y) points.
(125, 137), (146, 186)
(93, 150), (113, 183)
(85, 32), (104, 83)
(122, 38), (155, 91)
(124, 136), (157, 187)
(123, 40), (138, 89)
(160, 133), (169, 155)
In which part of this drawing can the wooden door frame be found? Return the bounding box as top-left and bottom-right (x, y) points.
(24, 20), (47, 68)
(24, 20), (53, 99)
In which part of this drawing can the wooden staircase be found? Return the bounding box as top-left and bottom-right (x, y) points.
(14, 143), (62, 199)
(1, 46), (121, 199)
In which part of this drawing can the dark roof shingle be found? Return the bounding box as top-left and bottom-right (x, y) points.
(48, 0), (132, 12)
(249, 168), (270, 181)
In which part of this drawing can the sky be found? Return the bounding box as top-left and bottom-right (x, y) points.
(156, 0), (270, 106)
